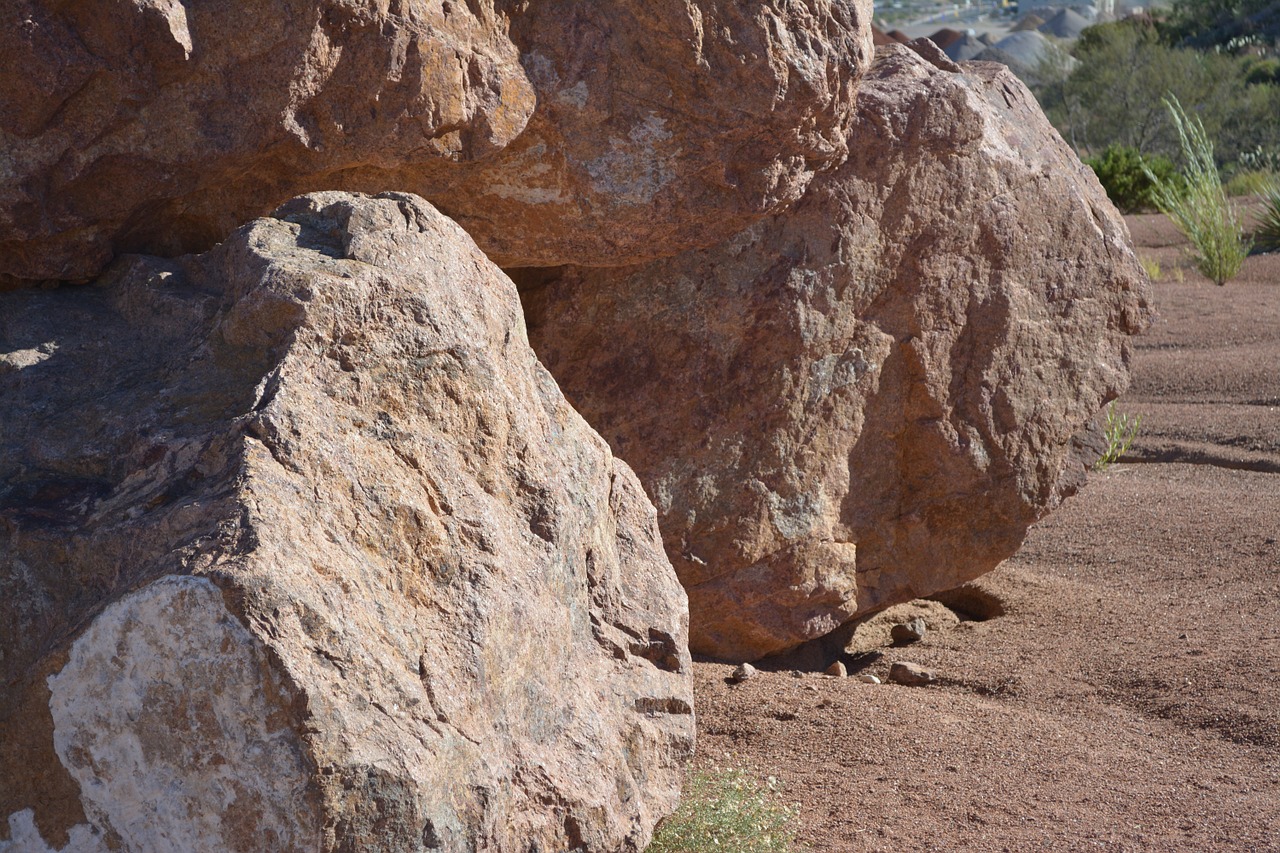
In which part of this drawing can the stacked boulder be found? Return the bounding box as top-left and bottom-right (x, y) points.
(1, 0), (873, 283)
(1, 2), (1150, 851)
(520, 45), (1151, 659)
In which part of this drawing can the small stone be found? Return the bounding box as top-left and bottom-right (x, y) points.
(857, 674), (881, 684)
(824, 661), (847, 677)
(729, 663), (758, 684)
(891, 617), (928, 643)
(791, 670), (805, 678)
(888, 661), (937, 686)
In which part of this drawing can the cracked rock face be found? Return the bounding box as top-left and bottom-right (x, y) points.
(1, 0), (874, 286)
(0, 192), (693, 852)
(520, 45), (1153, 661)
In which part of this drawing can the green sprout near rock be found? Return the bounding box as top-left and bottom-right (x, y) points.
(1094, 402), (1142, 471)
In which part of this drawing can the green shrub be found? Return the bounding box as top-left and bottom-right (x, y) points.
(1256, 182), (1280, 252)
(1224, 168), (1277, 197)
(1087, 145), (1184, 213)
(1244, 58), (1280, 86)
(1146, 97), (1252, 285)
(649, 769), (801, 853)
(1094, 402), (1142, 471)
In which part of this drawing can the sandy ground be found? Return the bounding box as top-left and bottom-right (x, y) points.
(687, 211), (1280, 851)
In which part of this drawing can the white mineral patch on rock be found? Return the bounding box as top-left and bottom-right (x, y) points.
(46, 575), (320, 853)
(0, 809), (107, 853)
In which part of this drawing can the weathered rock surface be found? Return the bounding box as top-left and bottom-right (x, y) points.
(2, 0), (873, 286)
(0, 192), (693, 851)
(891, 616), (928, 644)
(417, 0), (876, 268)
(520, 44), (1152, 660)
(888, 661), (937, 687)
(0, 0), (536, 287)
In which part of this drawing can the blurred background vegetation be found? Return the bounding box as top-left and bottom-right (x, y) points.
(1029, 0), (1280, 203)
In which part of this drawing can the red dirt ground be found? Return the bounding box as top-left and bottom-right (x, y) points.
(687, 211), (1280, 851)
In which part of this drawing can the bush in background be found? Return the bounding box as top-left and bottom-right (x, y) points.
(1244, 57), (1280, 86)
(1087, 145), (1184, 212)
(1224, 168), (1277, 196)
(1034, 19), (1280, 167)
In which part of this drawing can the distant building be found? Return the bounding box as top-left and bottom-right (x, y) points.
(1019, 0), (1114, 21)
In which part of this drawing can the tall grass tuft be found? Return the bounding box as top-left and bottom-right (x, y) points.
(648, 768), (801, 853)
(1145, 97), (1251, 286)
(1257, 182), (1280, 253)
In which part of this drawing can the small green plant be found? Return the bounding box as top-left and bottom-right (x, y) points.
(1138, 254), (1162, 281)
(1145, 97), (1251, 286)
(1256, 181), (1280, 253)
(1223, 168), (1277, 197)
(1094, 402), (1142, 471)
(1086, 144), (1183, 213)
(649, 768), (801, 853)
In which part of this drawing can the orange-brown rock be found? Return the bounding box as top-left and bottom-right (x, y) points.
(0, 192), (692, 851)
(520, 45), (1153, 661)
(0, 0), (535, 285)
(418, 0), (875, 267)
(1, 0), (874, 286)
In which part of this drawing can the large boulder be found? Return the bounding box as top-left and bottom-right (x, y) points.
(520, 45), (1153, 661)
(415, 0), (875, 268)
(2, 0), (873, 286)
(0, 0), (535, 286)
(0, 192), (693, 851)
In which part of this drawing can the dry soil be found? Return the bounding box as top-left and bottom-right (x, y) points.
(688, 209), (1280, 851)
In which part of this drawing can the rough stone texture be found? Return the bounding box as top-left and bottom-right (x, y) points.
(891, 616), (928, 644)
(888, 661), (937, 687)
(0, 192), (693, 852)
(2, 0), (873, 286)
(0, 0), (535, 285)
(520, 44), (1152, 661)
(416, 0), (876, 268)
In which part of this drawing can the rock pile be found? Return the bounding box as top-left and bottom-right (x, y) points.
(2, 3), (1150, 849)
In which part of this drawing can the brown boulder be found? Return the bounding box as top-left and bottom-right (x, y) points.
(520, 45), (1152, 661)
(0, 192), (692, 851)
(0, 0), (535, 285)
(415, 0), (875, 267)
(2, 0), (873, 286)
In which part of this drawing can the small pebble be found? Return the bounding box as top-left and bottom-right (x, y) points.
(891, 616), (928, 643)
(857, 674), (881, 684)
(888, 661), (937, 686)
(825, 661), (847, 677)
(729, 662), (758, 683)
